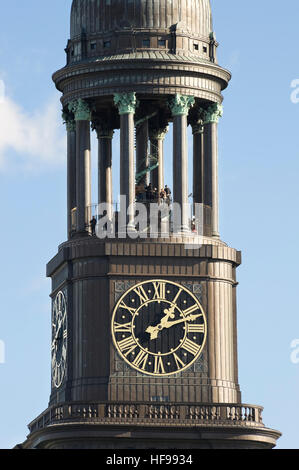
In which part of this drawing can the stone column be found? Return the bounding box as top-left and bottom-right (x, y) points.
(63, 111), (76, 239)
(191, 120), (205, 235)
(149, 126), (168, 192)
(68, 99), (92, 234)
(136, 120), (149, 187)
(203, 103), (223, 238)
(191, 120), (204, 206)
(169, 94), (195, 232)
(92, 120), (114, 218)
(114, 92), (137, 231)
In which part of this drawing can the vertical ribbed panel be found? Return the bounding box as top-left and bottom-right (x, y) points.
(147, 0), (153, 28)
(71, 0), (212, 38)
(207, 260), (239, 404)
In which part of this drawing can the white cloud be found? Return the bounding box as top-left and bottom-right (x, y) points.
(0, 80), (5, 103)
(0, 93), (66, 172)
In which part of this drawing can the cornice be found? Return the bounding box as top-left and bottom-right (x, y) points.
(53, 54), (231, 93)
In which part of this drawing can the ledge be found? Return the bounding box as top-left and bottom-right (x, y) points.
(46, 237), (241, 278)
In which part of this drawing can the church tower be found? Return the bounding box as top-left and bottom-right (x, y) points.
(21, 0), (280, 449)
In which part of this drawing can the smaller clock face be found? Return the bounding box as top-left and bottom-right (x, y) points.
(111, 280), (207, 376)
(51, 291), (67, 389)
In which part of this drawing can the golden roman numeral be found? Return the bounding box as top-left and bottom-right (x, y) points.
(172, 288), (183, 305)
(182, 304), (199, 316)
(182, 338), (200, 356)
(133, 285), (150, 304)
(114, 322), (132, 333)
(119, 301), (136, 316)
(154, 355), (165, 374)
(57, 366), (61, 384)
(58, 293), (62, 311)
(53, 364), (58, 381)
(132, 350), (149, 370)
(152, 281), (166, 300)
(62, 345), (67, 357)
(187, 324), (205, 333)
(118, 336), (137, 357)
(173, 353), (185, 370)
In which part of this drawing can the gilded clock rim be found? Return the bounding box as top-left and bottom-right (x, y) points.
(111, 279), (207, 377)
(52, 290), (68, 389)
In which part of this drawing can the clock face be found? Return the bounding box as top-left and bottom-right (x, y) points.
(111, 280), (207, 376)
(51, 291), (67, 388)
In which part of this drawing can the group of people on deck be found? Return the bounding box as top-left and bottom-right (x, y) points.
(136, 183), (171, 204)
(89, 183), (173, 235)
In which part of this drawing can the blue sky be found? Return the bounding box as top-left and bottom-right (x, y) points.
(0, 0), (299, 449)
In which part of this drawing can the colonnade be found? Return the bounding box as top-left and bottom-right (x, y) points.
(63, 93), (223, 239)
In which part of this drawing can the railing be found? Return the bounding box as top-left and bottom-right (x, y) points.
(28, 401), (264, 434)
(70, 202), (212, 239)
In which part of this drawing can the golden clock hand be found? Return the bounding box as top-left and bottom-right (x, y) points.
(146, 319), (169, 340)
(54, 322), (62, 341)
(145, 325), (160, 340)
(163, 304), (176, 318)
(162, 313), (202, 329)
(146, 304), (178, 340)
(53, 315), (65, 343)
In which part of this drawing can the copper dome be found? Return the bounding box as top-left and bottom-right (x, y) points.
(54, 0), (229, 106)
(70, 0), (213, 42)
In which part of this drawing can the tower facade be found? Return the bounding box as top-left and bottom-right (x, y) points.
(21, 0), (281, 449)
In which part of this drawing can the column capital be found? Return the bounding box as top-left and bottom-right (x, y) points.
(62, 110), (76, 132)
(203, 103), (223, 124)
(192, 123), (204, 135)
(149, 125), (169, 141)
(189, 107), (205, 134)
(97, 128), (114, 139)
(68, 99), (92, 121)
(168, 94), (195, 116)
(114, 92), (137, 115)
(91, 118), (114, 139)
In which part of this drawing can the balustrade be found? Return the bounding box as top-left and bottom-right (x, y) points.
(28, 401), (264, 434)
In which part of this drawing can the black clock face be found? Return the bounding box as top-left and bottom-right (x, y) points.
(111, 280), (207, 376)
(51, 291), (67, 388)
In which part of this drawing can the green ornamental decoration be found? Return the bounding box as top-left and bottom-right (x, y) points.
(68, 99), (92, 121)
(114, 92), (137, 115)
(203, 103), (223, 124)
(169, 94), (195, 116)
(192, 122), (204, 135)
(149, 125), (169, 141)
(62, 110), (76, 132)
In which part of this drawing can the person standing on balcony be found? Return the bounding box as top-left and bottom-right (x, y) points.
(90, 216), (97, 236)
(164, 185), (171, 205)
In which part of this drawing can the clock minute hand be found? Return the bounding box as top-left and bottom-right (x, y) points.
(163, 313), (202, 329)
(52, 315), (65, 344)
(54, 321), (62, 341)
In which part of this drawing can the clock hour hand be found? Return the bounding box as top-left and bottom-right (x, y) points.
(145, 325), (160, 340)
